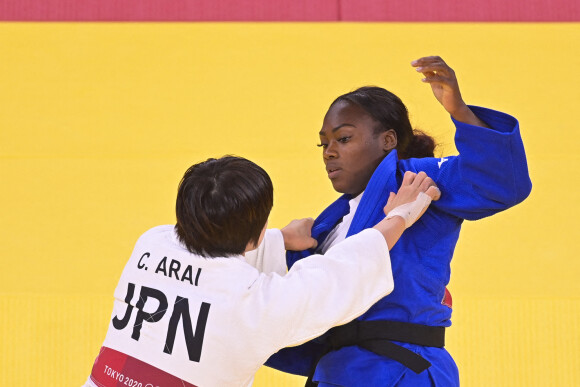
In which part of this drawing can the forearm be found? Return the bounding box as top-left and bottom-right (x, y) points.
(453, 106), (532, 209)
(450, 104), (490, 129)
(271, 228), (392, 348)
(372, 216), (406, 250)
(403, 106), (531, 219)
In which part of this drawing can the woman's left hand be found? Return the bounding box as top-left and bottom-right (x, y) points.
(411, 56), (468, 115)
(281, 218), (318, 251)
(411, 56), (489, 128)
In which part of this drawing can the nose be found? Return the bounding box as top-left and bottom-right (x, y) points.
(323, 141), (338, 160)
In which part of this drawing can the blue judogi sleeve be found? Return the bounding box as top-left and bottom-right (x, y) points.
(266, 340), (326, 376)
(404, 106), (532, 220)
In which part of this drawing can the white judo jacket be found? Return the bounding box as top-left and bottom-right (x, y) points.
(84, 225), (393, 387)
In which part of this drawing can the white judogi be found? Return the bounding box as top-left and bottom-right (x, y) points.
(84, 225), (393, 387)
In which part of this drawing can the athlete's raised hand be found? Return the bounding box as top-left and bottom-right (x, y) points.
(411, 56), (466, 115)
(411, 56), (489, 128)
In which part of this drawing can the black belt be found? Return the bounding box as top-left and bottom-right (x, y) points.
(305, 320), (445, 386)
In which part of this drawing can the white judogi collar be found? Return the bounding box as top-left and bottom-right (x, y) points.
(319, 192), (363, 254)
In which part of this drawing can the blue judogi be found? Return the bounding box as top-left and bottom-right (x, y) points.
(266, 107), (532, 386)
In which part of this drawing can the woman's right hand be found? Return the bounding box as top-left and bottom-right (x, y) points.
(372, 171), (439, 249)
(383, 171), (441, 228)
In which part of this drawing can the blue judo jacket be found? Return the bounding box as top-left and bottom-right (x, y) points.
(266, 107), (532, 386)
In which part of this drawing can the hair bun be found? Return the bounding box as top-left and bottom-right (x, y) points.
(402, 130), (436, 159)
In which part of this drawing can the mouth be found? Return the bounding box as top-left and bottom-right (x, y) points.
(326, 166), (341, 179)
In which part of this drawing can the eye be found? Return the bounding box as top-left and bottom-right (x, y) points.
(338, 136), (352, 143)
(317, 143), (328, 149)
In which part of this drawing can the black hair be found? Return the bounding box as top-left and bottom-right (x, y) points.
(175, 156), (273, 258)
(331, 86), (436, 159)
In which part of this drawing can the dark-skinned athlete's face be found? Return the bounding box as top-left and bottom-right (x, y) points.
(318, 101), (396, 196)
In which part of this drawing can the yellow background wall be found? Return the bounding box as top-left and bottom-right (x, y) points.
(0, 23), (578, 386)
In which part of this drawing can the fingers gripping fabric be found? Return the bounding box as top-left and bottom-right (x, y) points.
(386, 192), (432, 228)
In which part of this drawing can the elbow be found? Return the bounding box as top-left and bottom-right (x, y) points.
(494, 171), (532, 208)
(516, 178), (532, 204)
(481, 176), (532, 212)
(510, 175), (532, 207)
(510, 145), (533, 206)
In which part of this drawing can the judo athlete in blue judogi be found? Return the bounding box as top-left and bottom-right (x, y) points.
(266, 56), (532, 386)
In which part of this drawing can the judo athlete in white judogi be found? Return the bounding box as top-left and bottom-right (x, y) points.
(83, 156), (440, 387)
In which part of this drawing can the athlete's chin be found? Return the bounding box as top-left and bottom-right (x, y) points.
(329, 179), (345, 193)
(330, 178), (366, 196)
(329, 179), (352, 195)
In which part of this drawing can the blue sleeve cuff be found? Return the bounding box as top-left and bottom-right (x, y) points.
(451, 105), (518, 135)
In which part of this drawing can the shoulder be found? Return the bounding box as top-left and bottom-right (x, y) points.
(139, 224), (174, 237)
(134, 225), (176, 246)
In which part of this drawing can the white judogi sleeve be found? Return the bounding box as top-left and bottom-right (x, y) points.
(244, 229), (287, 275)
(243, 228), (393, 352)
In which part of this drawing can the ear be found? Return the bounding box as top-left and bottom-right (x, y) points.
(381, 129), (397, 152)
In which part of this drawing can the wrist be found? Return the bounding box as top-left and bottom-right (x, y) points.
(385, 191), (432, 229)
(449, 103), (472, 122)
(450, 104), (490, 128)
(384, 215), (406, 229)
(280, 228), (290, 250)
(373, 216), (405, 250)
(373, 216), (405, 234)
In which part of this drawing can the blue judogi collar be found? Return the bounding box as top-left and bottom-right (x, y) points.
(287, 149), (400, 268)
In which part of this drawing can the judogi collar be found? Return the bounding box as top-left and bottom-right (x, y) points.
(287, 149), (399, 268)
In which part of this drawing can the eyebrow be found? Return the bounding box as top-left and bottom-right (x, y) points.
(319, 123), (356, 136)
